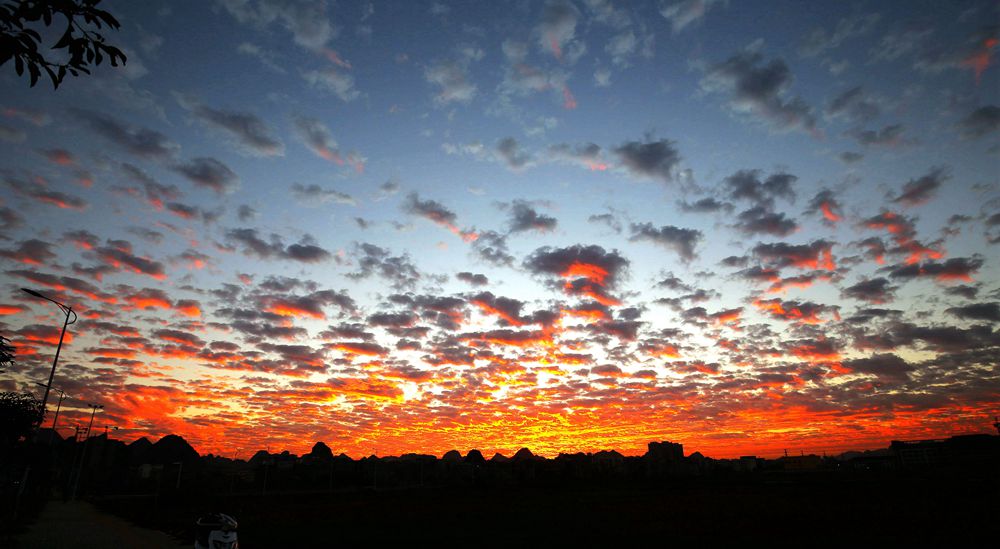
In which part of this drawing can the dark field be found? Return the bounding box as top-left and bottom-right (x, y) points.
(93, 473), (999, 545)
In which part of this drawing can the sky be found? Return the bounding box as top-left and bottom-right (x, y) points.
(1, 0), (998, 460)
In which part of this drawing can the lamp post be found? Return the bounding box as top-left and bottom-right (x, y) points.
(35, 382), (69, 432)
(21, 288), (76, 424)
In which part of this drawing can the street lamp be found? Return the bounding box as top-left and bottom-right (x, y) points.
(35, 382), (69, 432)
(21, 288), (76, 424)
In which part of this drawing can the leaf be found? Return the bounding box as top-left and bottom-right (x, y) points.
(44, 65), (58, 87)
(54, 26), (74, 49)
(28, 62), (39, 86)
(14, 55), (23, 76)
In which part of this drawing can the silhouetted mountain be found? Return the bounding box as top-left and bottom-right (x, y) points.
(465, 449), (486, 464)
(441, 449), (462, 462)
(490, 452), (509, 463)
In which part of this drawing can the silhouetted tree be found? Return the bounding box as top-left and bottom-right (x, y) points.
(1, 0), (127, 89)
(0, 391), (43, 447)
(0, 334), (14, 369)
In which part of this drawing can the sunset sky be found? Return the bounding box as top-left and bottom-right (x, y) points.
(1, 0), (998, 459)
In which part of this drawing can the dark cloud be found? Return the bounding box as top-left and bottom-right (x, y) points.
(284, 241), (331, 263)
(590, 319), (642, 341)
(734, 265), (779, 284)
(886, 256), (984, 283)
(613, 137), (682, 184)
(587, 212), (622, 233)
(38, 148), (75, 165)
(294, 116), (341, 161)
(496, 138), (534, 171)
(165, 202), (222, 224)
(701, 51), (816, 134)
(72, 109), (178, 158)
(852, 124), (909, 148)
(678, 197), (732, 213)
(405, 192), (457, 227)
(655, 273), (694, 293)
(5, 176), (88, 210)
(946, 302), (1000, 322)
(944, 285), (979, 300)
(172, 157), (239, 194)
(723, 170), (797, 208)
(320, 323), (375, 341)
(733, 206), (798, 236)
(126, 227), (165, 244)
(348, 243), (420, 290)
(891, 167), (947, 207)
(507, 200), (557, 233)
(7, 269), (116, 303)
(547, 142), (607, 171)
(841, 278), (897, 304)
(753, 240), (835, 271)
(0, 206), (24, 233)
(152, 329), (205, 348)
(291, 183), (356, 206)
(804, 189), (843, 224)
(956, 105), (1000, 140)
(62, 230), (99, 250)
(524, 244), (628, 287)
(722, 255), (750, 268)
(184, 100), (284, 156)
(628, 222), (702, 261)
(117, 163), (181, 209)
(456, 272), (489, 286)
(893, 322), (999, 353)
(754, 298), (839, 324)
(237, 205), (258, 222)
(93, 240), (167, 279)
(225, 228), (331, 263)
(470, 292), (524, 326)
(367, 311), (418, 329)
(838, 151), (864, 164)
(405, 294), (467, 331)
(404, 193), (476, 241)
(471, 230), (514, 266)
(258, 289), (355, 320)
(825, 86), (881, 122)
(843, 353), (912, 381)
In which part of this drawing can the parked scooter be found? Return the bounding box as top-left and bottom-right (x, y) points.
(194, 512), (238, 549)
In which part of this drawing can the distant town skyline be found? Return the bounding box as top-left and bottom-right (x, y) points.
(1, 0), (998, 459)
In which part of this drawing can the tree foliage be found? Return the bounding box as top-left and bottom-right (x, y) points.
(0, 392), (44, 446)
(0, 0), (127, 89)
(0, 335), (14, 369)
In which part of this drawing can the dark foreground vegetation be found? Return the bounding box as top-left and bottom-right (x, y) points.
(94, 471), (999, 545)
(3, 431), (998, 544)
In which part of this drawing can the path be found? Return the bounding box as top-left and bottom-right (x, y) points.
(15, 500), (186, 548)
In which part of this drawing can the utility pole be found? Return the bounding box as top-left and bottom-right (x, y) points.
(71, 403), (103, 499)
